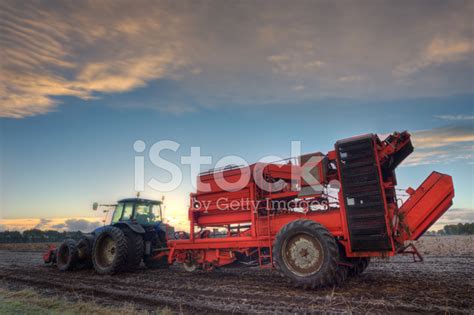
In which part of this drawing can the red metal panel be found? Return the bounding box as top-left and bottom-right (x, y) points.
(263, 163), (297, 180)
(261, 210), (344, 236)
(197, 166), (254, 193)
(399, 172), (455, 240)
(196, 211), (252, 226)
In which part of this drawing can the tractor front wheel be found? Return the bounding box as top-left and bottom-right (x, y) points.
(273, 219), (339, 289)
(92, 226), (128, 275)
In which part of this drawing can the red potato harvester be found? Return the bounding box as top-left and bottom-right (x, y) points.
(167, 131), (454, 288)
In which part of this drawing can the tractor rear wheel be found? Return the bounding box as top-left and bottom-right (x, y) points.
(92, 226), (128, 275)
(122, 227), (144, 271)
(57, 239), (79, 271)
(273, 219), (338, 289)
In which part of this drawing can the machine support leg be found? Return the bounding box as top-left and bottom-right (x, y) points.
(397, 243), (423, 262)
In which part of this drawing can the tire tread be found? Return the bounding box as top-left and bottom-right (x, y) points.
(92, 226), (128, 274)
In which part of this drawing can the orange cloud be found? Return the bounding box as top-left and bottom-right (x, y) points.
(1, 1), (472, 118)
(404, 126), (474, 166)
(394, 38), (473, 77)
(0, 1), (188, 118)
(0, 217), (103, 232)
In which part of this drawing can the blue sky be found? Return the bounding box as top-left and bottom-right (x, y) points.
(0, 0), (473, 231)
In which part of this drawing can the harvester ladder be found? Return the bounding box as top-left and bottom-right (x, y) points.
(257, 193), (273, 269)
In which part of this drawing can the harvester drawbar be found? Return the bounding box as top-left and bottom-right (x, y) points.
(45, 131), (455, 289)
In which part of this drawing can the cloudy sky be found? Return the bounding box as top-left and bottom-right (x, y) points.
(0, 0), (473, 231)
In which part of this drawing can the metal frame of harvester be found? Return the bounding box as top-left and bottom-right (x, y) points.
(165, 131), (454, 287)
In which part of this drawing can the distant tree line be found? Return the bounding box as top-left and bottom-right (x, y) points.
(0, 229), (84, 243)
(424, 223), (474, 236)
(0, 223), (472, 243)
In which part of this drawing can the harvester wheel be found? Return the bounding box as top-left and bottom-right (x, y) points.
(122, 227), (144, 271)
(183, 261), (199, 272)
(144, 255), (169, 269)
(57, 239), (79, 271)
(273, 219), (338, 289)
(332, 242), (349, 286)
(75, 236), (94, 270)
(348, 260), (359, 277)
(361, 257), (370, 272)
(92, 226), (128, 275)
(348, 257), (370, 277)
(333, 265), (348, 286)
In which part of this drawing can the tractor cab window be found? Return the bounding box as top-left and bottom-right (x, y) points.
(121, 203), (134, 221)
(135, 202), (161, 225)
(111, 202), (124, 224)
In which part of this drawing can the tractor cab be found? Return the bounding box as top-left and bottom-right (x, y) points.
(101, 198), (173, 243)
(110, 198), (163, 226)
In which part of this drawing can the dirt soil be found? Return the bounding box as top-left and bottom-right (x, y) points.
(0, 237), (472, 314)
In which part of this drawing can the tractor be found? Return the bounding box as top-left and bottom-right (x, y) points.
(46, 198), (173, 274)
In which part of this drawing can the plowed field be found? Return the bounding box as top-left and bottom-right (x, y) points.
(0, 237), (472, 314)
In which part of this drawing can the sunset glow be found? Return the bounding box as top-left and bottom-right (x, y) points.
(0, 1), (472, 233)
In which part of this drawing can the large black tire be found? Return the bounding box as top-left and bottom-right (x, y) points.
(92, 226), (128, 275)
(121, 227), (144, 272)
(332, 241), (349, 286)
(348, 257), (370, 277)
(361, 257), (370, 272)
(144, 255), (169, 269)
(333, 265), (348, 287)
(273, 219), (339, 289)
(76, 236), (94, 270)
(57, 239), (79, 271)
